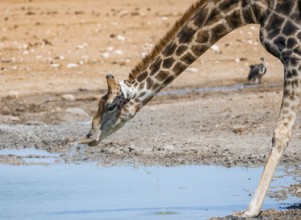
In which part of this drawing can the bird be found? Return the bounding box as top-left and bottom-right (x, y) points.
(247, 57), (267, 84)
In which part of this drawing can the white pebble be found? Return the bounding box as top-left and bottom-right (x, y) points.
(113, 50), (123, 55)
(102, 52), (110, 59)
(50, 63), (60, 68)
(6, 91), (19, 99)
(117, 35), (125, 42)
(62, 94), (76, 101)
(187, 67), (199, 73)
(160, 16), (168, 21)
(76, 43), (88, 49)
(66, 63), (79, 68)
(210, 45), (220, 53)
(65, 107), (88, 116)
(106, 46), (114, 51)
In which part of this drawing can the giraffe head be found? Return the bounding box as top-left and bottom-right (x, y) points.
(80, 74), (138, 146)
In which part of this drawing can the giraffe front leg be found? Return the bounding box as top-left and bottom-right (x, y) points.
(235, 55), (301, 217)
(242, 127), (291, 217)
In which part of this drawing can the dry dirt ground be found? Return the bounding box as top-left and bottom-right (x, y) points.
(0, 0), (301, 219)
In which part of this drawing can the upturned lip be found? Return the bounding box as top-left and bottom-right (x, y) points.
(80, 128), (102, 146)
(80, 138), (99, 146)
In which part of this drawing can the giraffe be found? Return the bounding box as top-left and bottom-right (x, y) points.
(81, 0), (301, 217)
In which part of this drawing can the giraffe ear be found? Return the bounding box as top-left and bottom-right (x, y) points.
(119, 80), (133, 100)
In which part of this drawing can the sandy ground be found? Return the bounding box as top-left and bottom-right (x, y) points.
(0, 0), (301, 219)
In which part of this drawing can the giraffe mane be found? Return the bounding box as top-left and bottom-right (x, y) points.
(128, 0), (205, 81)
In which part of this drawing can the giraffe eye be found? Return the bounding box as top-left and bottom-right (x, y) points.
(107, 105), (116, 111)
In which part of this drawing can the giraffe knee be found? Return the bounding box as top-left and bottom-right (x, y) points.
(272, 128), (291, 152)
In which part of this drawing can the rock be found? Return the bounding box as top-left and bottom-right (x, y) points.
(163, 144), (175, 151)
(102, 52), (110, 59)
(10, 116), (20, 122)
(25, 121), (46, 125)
(61, 94), (76, 101)
(0, 115), (20, 123)
(116, 35), (125, 42)
(210, 45), (220, 54)
(112, 50), (123, 55)
(231, 125), (247, 134)
(187, 67), (198, 73)
(43, 38), (52, 45)
(66, 63), (79, 68)
(6, 91), (19, 99)
(65, 108), (88, 116)
(106, 46), (114, 51)
(50, 63), (60, 68)
(76, 42), (88, 49)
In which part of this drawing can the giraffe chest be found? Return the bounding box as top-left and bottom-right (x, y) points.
(260, 7), (301, 60)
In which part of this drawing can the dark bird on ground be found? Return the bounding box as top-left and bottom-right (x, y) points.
(247, 57), (267, 84)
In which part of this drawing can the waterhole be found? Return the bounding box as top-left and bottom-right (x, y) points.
(0, 160), (299, 220)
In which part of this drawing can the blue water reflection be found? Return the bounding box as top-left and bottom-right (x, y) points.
(0, 165), (299, 220)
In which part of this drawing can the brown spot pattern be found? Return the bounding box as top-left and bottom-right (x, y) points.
(176, 45), (188, 56)
(172, 62), (187, 75)
(163, 57), (176, 69)
(155, 71), (170, 81)
(181, 52), (196, 64)
(195, 30), (210, 44)
(149, 57), (162, 76)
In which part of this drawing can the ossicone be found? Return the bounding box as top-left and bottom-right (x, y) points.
(106, 74), (119, 92)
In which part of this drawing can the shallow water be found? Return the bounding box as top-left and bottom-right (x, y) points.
(0, 163), (299, 220)
(0, 148), (60, 164)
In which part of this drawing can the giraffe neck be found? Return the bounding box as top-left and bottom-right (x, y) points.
(128, 0), (268, 109)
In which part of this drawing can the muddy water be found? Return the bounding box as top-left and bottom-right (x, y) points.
(0, 158), (299, 220)
(0, 148), (60, 164)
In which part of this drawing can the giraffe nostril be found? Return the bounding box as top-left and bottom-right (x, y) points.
(86, 132), (92, 138)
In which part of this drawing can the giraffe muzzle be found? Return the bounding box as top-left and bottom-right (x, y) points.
(80, 129), (101, 146)
(79, 138), (99, 146)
